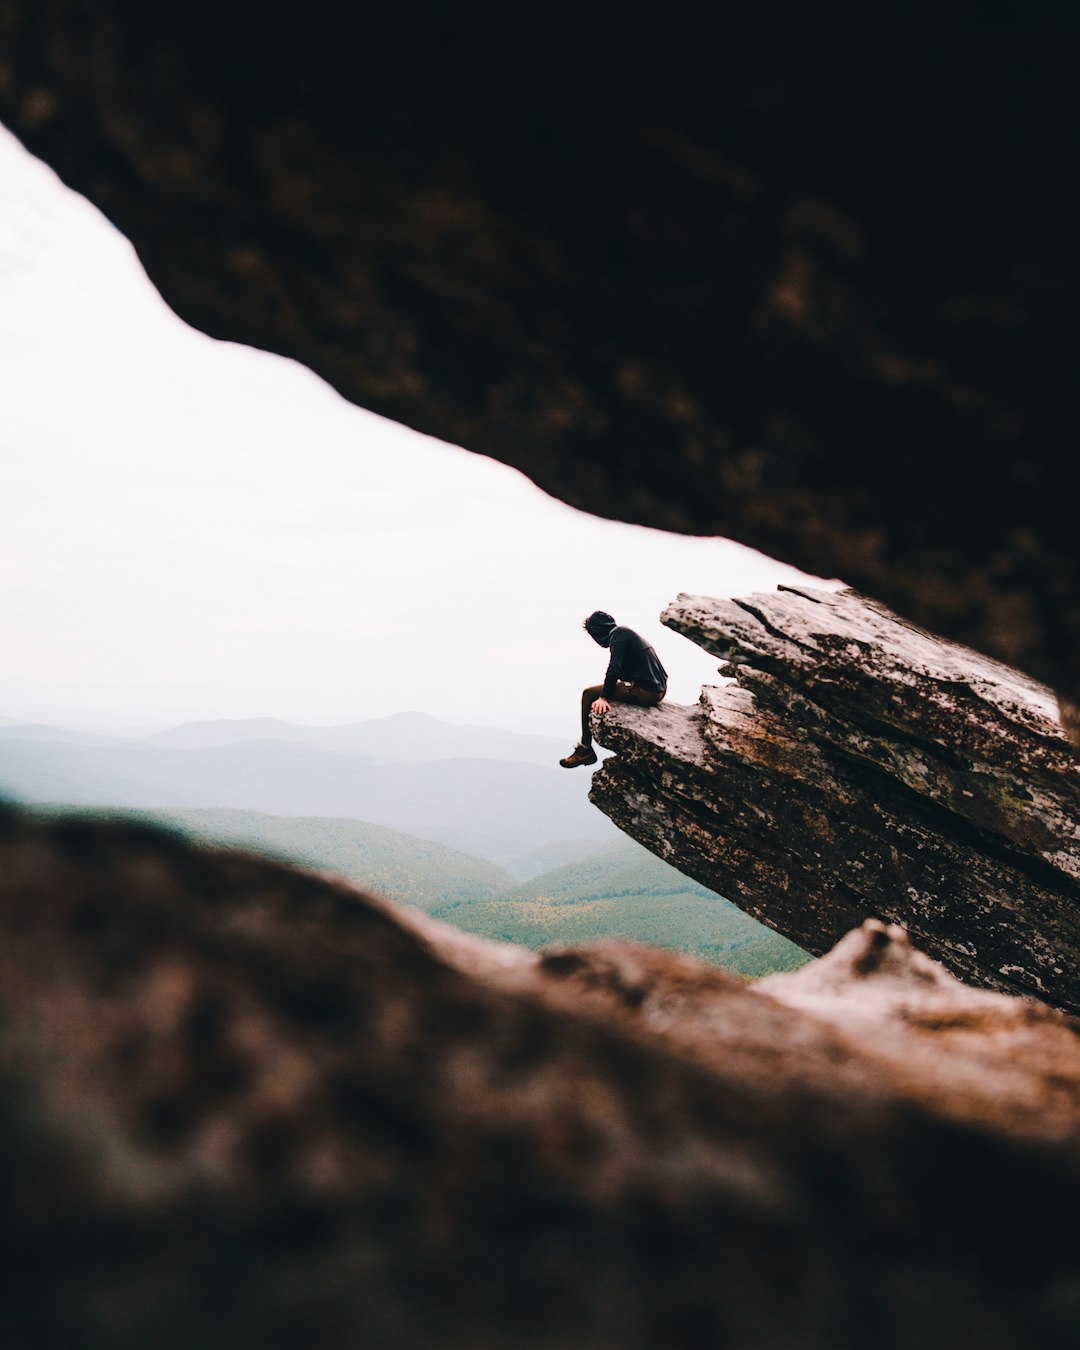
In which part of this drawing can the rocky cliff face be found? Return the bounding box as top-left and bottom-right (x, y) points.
(591, 586), (1080, 1011)
(1, 4), (1078, 714)
(4, 803), (1080, 1349)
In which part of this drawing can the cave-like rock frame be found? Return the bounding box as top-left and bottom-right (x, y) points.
(1, 3), (1078, 718)
(4, 10), (1080, 1344)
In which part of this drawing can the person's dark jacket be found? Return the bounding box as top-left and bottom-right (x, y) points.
(600, 625), (668, 699)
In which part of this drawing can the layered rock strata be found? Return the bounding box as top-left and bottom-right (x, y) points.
(1, 5), (1078, 712)
(5, 804), (1080, 1348)
(591, 586), (1080, 1011)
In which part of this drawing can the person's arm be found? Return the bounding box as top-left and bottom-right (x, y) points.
(601, 628), (630, 698)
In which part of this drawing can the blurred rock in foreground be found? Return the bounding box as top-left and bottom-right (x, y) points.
(4, 805), (1080, 1349)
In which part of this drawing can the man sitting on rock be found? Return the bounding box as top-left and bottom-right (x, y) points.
(560, 611), (668, 768)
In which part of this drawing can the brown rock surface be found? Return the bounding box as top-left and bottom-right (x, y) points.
(1, 5), (1078, 710)
(591, 585), (1080, 1011)
(5, 803), (1080, 1348)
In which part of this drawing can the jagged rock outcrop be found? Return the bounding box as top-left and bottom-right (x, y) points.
(2, 5), (1079, 715)
(5, 803), (1080, 1349)
(591, 586), (1080, 1012)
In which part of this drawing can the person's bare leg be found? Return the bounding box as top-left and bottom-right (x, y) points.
(562, 683), (664, 768)
(560, 686), (604, 767)
(579, 685), (605, 747)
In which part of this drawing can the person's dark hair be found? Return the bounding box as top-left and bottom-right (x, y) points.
(583, 611), (617, 643)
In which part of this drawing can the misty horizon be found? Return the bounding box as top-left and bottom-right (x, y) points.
(0, 706), (579, 741)
(1, 123), (838, 748)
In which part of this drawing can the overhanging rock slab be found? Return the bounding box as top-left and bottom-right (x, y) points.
(590, 586), (1080, 1011)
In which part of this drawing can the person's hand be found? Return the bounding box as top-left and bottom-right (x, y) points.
(591, 697), (611, 716)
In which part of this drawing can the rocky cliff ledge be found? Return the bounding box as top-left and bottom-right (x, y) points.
(4, 804), (1080, 1349)
(591, 586), (1080, 1012)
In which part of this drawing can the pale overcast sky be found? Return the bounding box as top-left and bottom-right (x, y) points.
(0, 123), (837, 736)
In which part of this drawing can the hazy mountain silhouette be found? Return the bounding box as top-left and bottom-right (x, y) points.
(141, 711), (569, 766)
(0, 723), (127, 747)
(503, 836), (619, 882)
(30, 803), (803, 976)
(0, 735), (618, 863)
(435, 839), (809, 974)
(94, 806), (516, 909)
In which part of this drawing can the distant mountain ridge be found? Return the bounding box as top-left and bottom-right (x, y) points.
(36, 806), (806, 976)
(502, 836), (612, 882)
(139, 711), (570, 766)
(0, 724), (618, 864)
(94, 806), (515, 910)
(433, 838), (809, 975)
(0, 723), (128, 747)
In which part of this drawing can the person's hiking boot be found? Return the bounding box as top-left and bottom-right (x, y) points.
(559, 743), (598, 768)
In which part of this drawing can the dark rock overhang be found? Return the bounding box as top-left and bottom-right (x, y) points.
(590, 586), (1080, 1011)
(1, 4), (1078, 719)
